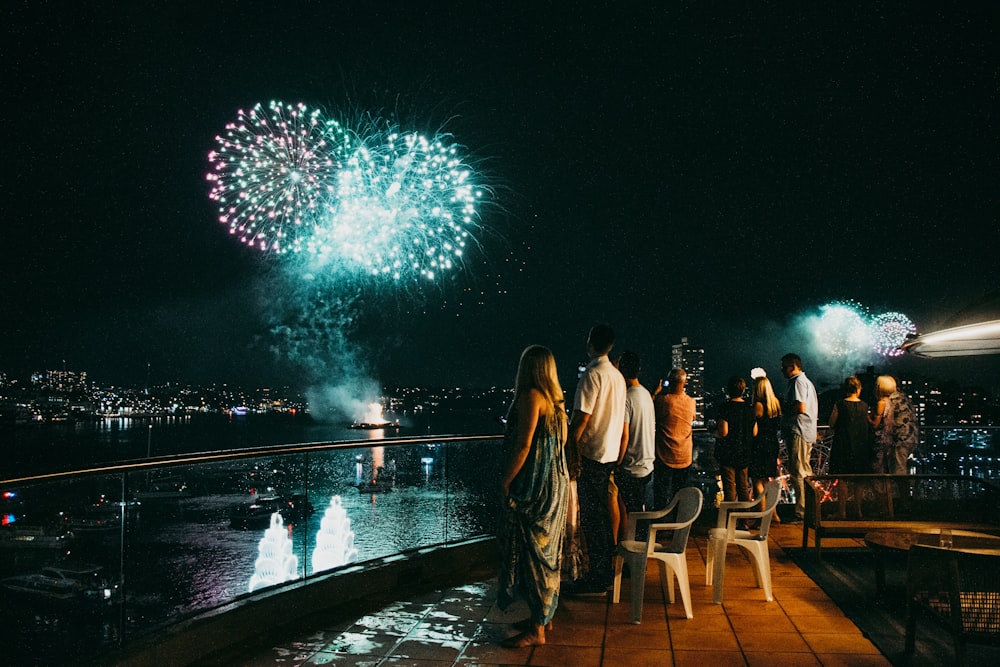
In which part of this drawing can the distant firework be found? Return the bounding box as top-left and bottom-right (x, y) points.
(871, 312), (917, 357)
(811, 301), (916, 358)
(207, 101), (486, 283)
(813, 302), (873, 358)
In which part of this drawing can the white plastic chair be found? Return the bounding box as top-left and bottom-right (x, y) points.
(612, 486), (703, 623)
(706, 478), (781, 604)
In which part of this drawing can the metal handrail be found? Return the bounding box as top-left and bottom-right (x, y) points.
(0, 432), (505, 485)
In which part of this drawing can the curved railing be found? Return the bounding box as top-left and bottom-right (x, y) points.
(0, 433), (504, 665)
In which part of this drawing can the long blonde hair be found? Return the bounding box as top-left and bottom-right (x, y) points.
(509, 345), (567, 434)
(753, 376), (782, 418)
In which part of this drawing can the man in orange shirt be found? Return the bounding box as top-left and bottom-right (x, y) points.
(652, 367), (697, 510)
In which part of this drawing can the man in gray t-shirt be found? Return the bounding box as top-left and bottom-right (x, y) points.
(616, 352), (654, 538)
(780, 353), (818, 521)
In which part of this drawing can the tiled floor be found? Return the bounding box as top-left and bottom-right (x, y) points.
(198, 521), (898, 666)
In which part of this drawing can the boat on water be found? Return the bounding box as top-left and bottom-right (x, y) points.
(228, 493), (315, 530)
(1, 573), (80, 602)
(1, 563), (119, 608)
(0, 525), (73, 550)
(348, 402), (399, 430)
(348, 420), (400, 430)
(62, 506), (122, 533)
(135, 479), (190, 501)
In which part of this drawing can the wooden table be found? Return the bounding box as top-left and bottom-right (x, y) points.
(864, 529), (1000, 594)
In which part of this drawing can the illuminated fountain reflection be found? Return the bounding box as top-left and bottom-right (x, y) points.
(312, 496), (359, 573)
(248, 513), (299, 592)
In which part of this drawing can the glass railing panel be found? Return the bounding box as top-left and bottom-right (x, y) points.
(438, 436), (503, 544)
(1, 471), (128, 666)
(0, 434), (508, 662)
(306, 438), (502, 573)
(121, 453), (310, 637)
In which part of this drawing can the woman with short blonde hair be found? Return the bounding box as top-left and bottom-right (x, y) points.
(870, 375), (918, 474)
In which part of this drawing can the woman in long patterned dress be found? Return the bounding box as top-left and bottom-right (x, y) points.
(497, 345), (569, 648)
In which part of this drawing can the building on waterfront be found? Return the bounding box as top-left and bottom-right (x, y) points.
(30, 369), (88, 393)
(672, 337), (705, 426)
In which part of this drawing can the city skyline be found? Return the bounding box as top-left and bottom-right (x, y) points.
(4, 3), (999, 393)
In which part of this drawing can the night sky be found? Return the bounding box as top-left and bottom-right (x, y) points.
(4, 1), (999, 393)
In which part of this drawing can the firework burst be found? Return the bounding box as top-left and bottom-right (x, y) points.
(207, 101), (350, 254)
(812, 302), (874, 358)
(207, 102), (486, 284)
(871, 312), (917, 357)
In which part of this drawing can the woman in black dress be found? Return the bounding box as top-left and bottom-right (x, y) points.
(828, 376), (872, 519)
(828, 376), (872, 473)
(715, 376), (757, 502)
(751, 374), (782, 515)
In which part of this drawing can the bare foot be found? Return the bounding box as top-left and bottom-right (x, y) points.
(501, 630), (546, 648)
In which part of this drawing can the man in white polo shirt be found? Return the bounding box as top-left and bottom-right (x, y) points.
(565, 323), (627, 594)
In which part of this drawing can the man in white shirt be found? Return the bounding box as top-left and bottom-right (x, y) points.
(565, 324), (627, 594)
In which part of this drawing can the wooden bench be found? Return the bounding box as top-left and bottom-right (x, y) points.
(802, 474), (1000, 555)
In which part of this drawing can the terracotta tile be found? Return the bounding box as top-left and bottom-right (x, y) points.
(380, 658), (454, 667)
(801, 632), (882, 654)
(744, 652), (821, 667)
(542, 622), (605, 647)
(602, 646), (674, 666)
(668, 629), (740, 651)
(777, 598), (846, 615)
(607, 604), (668, 629)
(812, 653), (892, 666)
(670, 613), (731, 632)
(302, 653), (384, 667)
(603, 623), (671, 649)
(722, 599), (787, 616)
(409, 619), (480, 643)
(390, 638), (465, 661)
(727, 613), (797, 634)
(787, 614), (862, 635)
(672, 649), (746, 666)
(320, 631), (398, 656)
(458, 637), (534, 665)
(349, 614), (424, 636)
(526, 644), (603, 666)
(738, 630), (811, 653)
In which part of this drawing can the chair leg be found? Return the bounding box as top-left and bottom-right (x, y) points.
(628, 553), (647, 624)
(612, 554), (624, 603)
(749, 544), (773, 601)
(706, 531), (721, 585)
(710, 536), (726, 604)
(673, 558), (693, 619)
(660, 560), (676, 604)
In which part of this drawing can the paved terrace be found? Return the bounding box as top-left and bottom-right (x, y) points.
(193, 519), (916, 667)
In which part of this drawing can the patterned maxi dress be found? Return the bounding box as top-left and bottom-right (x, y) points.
(497, 406), (569, 625)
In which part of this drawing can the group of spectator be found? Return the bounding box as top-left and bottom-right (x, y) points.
(494, 325), (918, 647)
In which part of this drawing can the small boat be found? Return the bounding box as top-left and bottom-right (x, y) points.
(0, 525), (73, 550)
(1, 573), (80, 601)
(1, 563), (119, 608)
(64, 510), (121, 533)
(135, 480), (190, 501)
(229, 493), (314, 530)
(349, 420), (399, 430)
